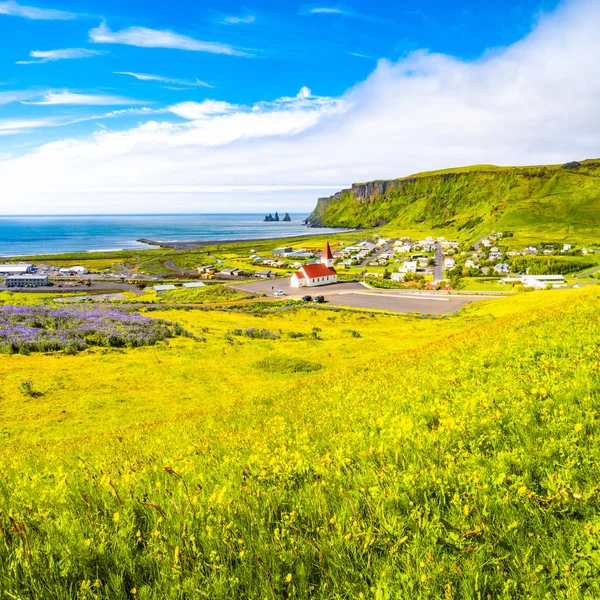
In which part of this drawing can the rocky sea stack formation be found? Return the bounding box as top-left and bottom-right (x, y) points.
(264, 212), (291, 222)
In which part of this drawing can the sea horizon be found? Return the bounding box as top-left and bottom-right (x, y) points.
(0, 213), (344, 257)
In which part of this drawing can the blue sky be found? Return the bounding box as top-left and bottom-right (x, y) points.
(0, 0), (560, 151)
(0, 0), (597, 214)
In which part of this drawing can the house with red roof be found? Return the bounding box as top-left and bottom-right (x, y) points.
(290, 242), (338, 288)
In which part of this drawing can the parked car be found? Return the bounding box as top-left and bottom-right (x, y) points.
(274, 290), (286, 297)
(301, 295), (312, 302)
(313, 295), (325, 303)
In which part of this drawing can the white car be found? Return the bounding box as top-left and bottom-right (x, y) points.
(274, 290), (286, 297)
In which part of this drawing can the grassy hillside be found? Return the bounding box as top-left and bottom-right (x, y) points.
(0, 289), (599, 597)
(308, 159), (600, 243)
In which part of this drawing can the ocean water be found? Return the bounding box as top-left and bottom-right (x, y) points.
(0, 214), (343, 257)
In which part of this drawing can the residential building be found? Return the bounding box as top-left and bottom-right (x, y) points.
(494, 263), (510, 274)
(401, 260), (418, 273)
(5, 274), (48, 288)
(444, 257), (455, 269)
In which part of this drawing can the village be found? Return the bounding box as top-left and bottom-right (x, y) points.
(1, 231), (598, 313)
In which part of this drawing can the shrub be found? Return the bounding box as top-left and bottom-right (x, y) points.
(254, 356), (323, 374)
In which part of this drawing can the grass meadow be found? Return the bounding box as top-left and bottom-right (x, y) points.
(0, 288), (598, 598)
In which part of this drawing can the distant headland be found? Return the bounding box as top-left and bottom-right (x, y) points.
(264, 212), (291, 222)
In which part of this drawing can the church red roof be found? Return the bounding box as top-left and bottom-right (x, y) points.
(295, 263), (337, 279)
(322, 241), (333, 261)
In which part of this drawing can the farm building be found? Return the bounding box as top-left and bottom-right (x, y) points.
(291, 242), (337, 288)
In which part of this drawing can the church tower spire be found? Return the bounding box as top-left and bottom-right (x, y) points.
(321, 241), (334, 268)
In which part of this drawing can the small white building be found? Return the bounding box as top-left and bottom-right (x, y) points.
(444, 257), (455, 269)
(59, 266), (89, 275)
(563, 244), (572, 252)
(154, 284), (177, 292)
(494, 263), (510, 274)
(519, 274), (566, 289)
(182, 282), (206, 288)
(291, 242), (337, 288)
(401, 260), (418, 273)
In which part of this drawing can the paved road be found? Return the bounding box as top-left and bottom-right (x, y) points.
(0, 281), (145, 295)
(227, 277), (495, 314)
(328, 291), (482, 315)
(359, 243), (392, 267)
(433, 242), (444, 282)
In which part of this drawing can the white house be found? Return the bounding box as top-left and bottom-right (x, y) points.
(582, 248), (589, 255)
(291, 242), (338, 288)
(494, 263), (510, 274)
(400, 260), (418, 273)
(563, 244), (572, 252)
(444, 257), (455, 269)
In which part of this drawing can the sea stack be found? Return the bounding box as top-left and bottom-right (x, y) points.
(274, 212), (280, 222)
(264, 213), (274, 222)
(283, 213), (291, 222)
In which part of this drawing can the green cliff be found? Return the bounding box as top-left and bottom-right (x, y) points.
(307, 160), (600, 241)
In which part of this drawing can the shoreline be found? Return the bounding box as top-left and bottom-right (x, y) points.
(136, 228), (355, 250)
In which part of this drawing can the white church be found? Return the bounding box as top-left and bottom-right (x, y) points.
(290, 242), (338, 288)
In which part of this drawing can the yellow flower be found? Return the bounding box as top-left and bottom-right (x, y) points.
(574, 423), (583, 433)
(113, 512), (120, 522)
(130, 588), (136, 595)
(286, 573), (292, 583)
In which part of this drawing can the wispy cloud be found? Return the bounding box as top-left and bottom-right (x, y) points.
(114, 71), (213, 88)
(24, 90), (145, 106)
(0, 89), (42, 106)
(221, 14), (256, 25)
(303, 5), (392, 23)
(348, 51), (375, 59)
(0, 108), (160, 136)
(0, 1), (76, 20)
(89, 22), (250, 56)
(17, 48), (103, 65)
(308, 7), (348, 14)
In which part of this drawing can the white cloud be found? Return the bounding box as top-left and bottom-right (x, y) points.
(1, 0), (600, 214)
(89, 22), (250, 56)
(114, 71), (213, 88)
(169, 100), (239, 119)
(17, 48), (103, 65)
(0, 0), (76, 19)
(221, 15), (256, 25)
(24, 90), (146, 106)
(308, 7), (347, 14)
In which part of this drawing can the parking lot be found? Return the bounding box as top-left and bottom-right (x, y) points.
(228, 278), (493, 315)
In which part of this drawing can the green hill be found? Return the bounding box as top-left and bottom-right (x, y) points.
(307, 159), (600, 243)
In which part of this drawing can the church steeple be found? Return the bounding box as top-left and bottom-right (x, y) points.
(321, 241), (334, 268)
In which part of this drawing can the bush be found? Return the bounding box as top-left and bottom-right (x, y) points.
(254, 356), (323, 374)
